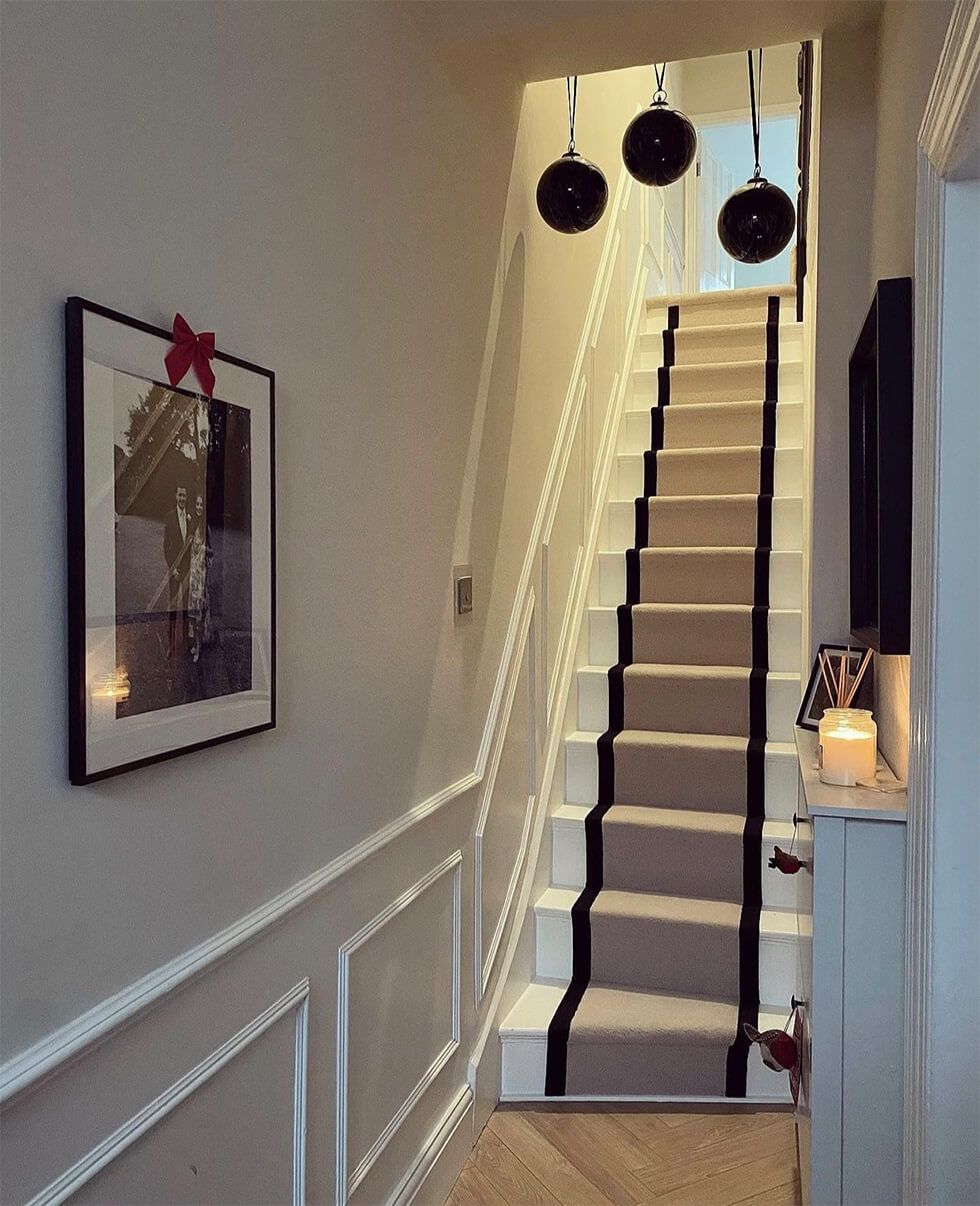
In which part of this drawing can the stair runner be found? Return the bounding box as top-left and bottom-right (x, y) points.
(544, 290), (790, 1098)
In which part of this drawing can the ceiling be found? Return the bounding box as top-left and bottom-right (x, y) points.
(407, 0), (883, 83)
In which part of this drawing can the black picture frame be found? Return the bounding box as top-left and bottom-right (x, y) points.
(66, 297), (276, 784)
(848, 277), (913, 654)
(795, 643), (874, 732)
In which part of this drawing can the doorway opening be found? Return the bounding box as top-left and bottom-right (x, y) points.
(692, 110), (799, 292)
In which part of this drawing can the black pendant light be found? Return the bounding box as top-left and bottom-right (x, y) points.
(622, 62), (697, 187)
(717, 49), (796, 264)
(536, 77), (609, 234)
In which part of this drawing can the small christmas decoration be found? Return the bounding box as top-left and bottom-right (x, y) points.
(744, 1021), (798, 1071)
(537, 77), (608, 234)
(769, 846), (808, 875)
(744, 1005), (806, 1105)
(164, 312), (216, 396)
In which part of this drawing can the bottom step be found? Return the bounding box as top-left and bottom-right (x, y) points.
(499, 982), (793, 1102)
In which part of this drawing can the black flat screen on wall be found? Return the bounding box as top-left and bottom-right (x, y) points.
(848, 276), (913, 655)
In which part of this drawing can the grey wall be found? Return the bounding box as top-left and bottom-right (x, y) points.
(868, 0), (954, 779)
(0, 4), (653, 1200)
(810, 3), (953, 781)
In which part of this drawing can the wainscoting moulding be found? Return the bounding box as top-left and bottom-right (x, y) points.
(0, 131), (646, 1119)
(474, 591), (537, 1004)
(335, 852), (462, 1206)
(25, 980), (310, 1206)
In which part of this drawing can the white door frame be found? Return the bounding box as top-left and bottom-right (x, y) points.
(682, 103), (800, 293)
(904, 3), (980, 1203)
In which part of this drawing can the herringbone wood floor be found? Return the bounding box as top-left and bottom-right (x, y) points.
(446, 1108), (801, 1206)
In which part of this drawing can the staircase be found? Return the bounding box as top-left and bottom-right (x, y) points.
(500, 284), (805, 1101)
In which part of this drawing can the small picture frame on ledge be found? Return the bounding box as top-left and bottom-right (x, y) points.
(66, 297), (276, 784)
(796, 643), (874, 732)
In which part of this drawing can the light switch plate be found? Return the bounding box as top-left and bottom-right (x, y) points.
(453, 565), (473, 616)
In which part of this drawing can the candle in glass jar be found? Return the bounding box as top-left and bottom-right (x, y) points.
(818, 708), (877, 786)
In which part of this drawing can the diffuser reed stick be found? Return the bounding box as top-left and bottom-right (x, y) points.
(844, 648), (874, 708)
(819, 647), (874, 708)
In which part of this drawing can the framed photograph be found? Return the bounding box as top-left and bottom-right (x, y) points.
(66, 297), (275, 784)
(795, 643), (874, 732)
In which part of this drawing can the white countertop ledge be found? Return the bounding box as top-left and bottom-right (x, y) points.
(795, 727), (908, 822)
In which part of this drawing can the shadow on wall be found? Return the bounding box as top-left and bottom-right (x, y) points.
(468, 233), (526, 649)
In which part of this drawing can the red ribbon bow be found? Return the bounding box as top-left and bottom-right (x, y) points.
(164, 312), (216, 396)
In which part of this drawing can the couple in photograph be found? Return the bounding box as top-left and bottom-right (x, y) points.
(163, 483), (213, 664)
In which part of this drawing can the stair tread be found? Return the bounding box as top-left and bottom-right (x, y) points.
(633, 359), (772, 377)
(619, 446), (798, 460)
(647, 283), (796, 308)
(567, 729), (797, 755)
(500, 981), (790, 1038)
(626, 399), (801, 416)
(604, 545), (802, 555)
(553, 801), (796, 841)
(535, 886), (799, 936)
(589, 603), (802, 616)
(579, 664), (800, 682)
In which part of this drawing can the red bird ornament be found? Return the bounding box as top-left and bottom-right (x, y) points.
(769, 846), (807, 875)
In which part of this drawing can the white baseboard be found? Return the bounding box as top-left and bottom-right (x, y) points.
(390, 1085), (473, 1206)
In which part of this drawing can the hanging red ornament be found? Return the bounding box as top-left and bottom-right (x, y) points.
(769, 846), (808, 875)
(743, 1021), (798, 1072)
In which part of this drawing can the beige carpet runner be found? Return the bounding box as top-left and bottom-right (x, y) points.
(545, 292), (785, 1097)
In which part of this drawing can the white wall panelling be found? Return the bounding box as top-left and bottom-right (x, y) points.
(543, 381), (587, 724)
(26, 981), (310, 1206)
(335, 853), (462, 1206)
(474, 593), (537, 1003)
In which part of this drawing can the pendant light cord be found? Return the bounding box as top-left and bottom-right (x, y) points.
(748, 48), (764, 177)
(652, 61), (667, 104)
(566, 76), (578, 154)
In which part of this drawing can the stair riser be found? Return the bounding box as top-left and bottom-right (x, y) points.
(621, 402), (803, 454)
(576, 668), (800, 741)
(630, 362), (802, 407)
(588, 607), (801, 672)
(551, 816), (800, 910)
(608, 496), (802, 551)
(534, 906), (797, 1004)
(635, 325), (803, 370)
(597, 550), (802, 609)
(499, 1033), (792, 1101)
(616, 448), (803, 501)
(564, 737), (798, 820)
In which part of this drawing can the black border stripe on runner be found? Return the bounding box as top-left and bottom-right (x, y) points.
(545, 313), (670, 1096)
(725, 294), (780, 1097)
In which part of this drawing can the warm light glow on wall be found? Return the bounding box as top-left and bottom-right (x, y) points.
(92, 670), (131, 702)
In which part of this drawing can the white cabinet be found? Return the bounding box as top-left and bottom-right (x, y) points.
(793, 728), (907, 1206)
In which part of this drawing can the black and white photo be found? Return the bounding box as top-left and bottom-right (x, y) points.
(66, 298), (275, 783)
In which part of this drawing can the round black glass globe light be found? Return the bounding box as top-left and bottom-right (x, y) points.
(622, 102), (697, 187)
(717, 176), (796, 264)
(536, 152), (609, 234)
